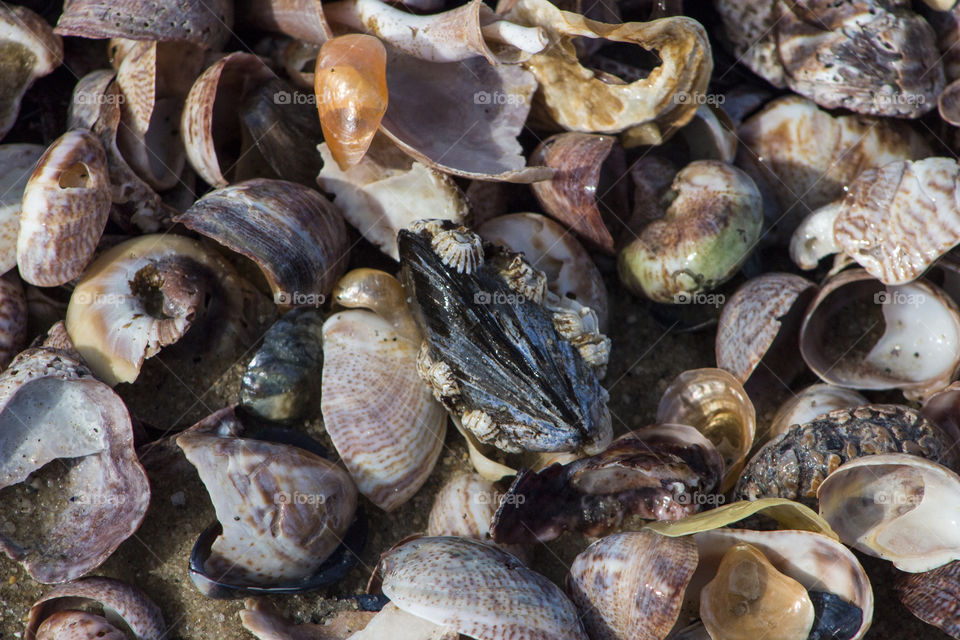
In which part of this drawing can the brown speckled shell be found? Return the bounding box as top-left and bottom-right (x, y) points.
(735, 405), (957, 507)
(0, 275), (26, 370)
(34, 611), (127, 640)
(896, 561), (960, 639)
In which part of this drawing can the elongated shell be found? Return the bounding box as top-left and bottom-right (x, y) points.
(567, 530), (698, 640)
(0, 144), (43, 272)
(377, 536), (588, 640)
(322, 269), (446, 511)
(18, 130), (110, 286)
(768, 384), (868, 442)
(818, 454), (960, 573)
(896, 561), (960, 639)
(0, 5), (62, 140)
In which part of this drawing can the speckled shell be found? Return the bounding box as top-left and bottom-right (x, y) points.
(17, 129), (110, 287)
(716, 273), (817, 384)
(736, 405), (957, 507)
(241, 599), (377, 640)
(0, 348), (149, 583)
(426, 473), (500, 541)
(0, 144), (44, 272)
(25, 577), (165, 640)
(176, 179), (349, 306)
(34, 611), (127, 640)
(177, 414), (358, 587)
(0, 5), (62, 140)
(0, 274), (27, 370)
(768, 384), (868, 442)
(567, 530), (698, 640)
(529, 133), (616, 252)
(377, 536), (588, 640)
(897, 561), (960, 639)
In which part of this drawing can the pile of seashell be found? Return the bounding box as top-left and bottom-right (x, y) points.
(7, 0), (960, 638)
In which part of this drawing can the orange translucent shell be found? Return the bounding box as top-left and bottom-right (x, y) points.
(314, 34), (388, 170)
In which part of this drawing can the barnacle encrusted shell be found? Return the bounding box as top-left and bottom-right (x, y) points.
(736, 96), (930, 244)
(322, 269), (446, 511)
(768, 384), (868, 442)
(715, 273), (817, 386)
(176, 179), (349, 306)
(567, 530), (698, 640)
(0, 348), (149, 582)
(799, 269), (960, 400)
(792, 158), (960, 285)
(896, 561), (960, 639)
(0, 144), (43, 273)
(316, 135), (467, 260)
(0, 5), (62, 140)
(490, 427), (723, 544)
(400, 220), (611, 454)
(66, 234), (259, 386)
(376, 536), (588, 640)
(18, 129), (111, 287)
(177, 408), (358, 589)
(715, 0), (943, 117)
(735, 405), (958, 507)
(618, 161), (763, 303)
(503, 0), (711, 136)
(25, 577), (165, 640)
(818, 454), (960, 572)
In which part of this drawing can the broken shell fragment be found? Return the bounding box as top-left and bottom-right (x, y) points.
(736, 405), (957, 507)
(657, 368), (756, 492)
(618, 161), (763, 303)
(400, 220), (611, 454)
(896, 561), (960, 639)
(316, 135), (467, 260)
(0, 144), (43, 273)
(322, 269), (446, 511)
(18, 129), (111, 287)
(241, 599), (379, 640)
(315, 34), (388, 170)
(0, 348), (149, 583)
(376, 536), (588, 640)
(768, 384), (868, 442)
(25, 577), (165, 640)
(0, 5), (62, 140)
(818, 454), (960, 573)
(176, 179), (349, 306)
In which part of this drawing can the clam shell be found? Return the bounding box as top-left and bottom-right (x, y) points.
(240, 0), (332, 44)
(567, 530), (698, 640)
(736, 404), (957, 507)
(426, 473), (499, 542)
(241, 599), (379, 640)
(377, 536), (588, 640)
(17, 129), (111, 287)
(0, 144), (44, 272)
(679, 105), (737, 163)
(0, 5), (62, 140)
(0, 348), (149, 583)
(177, 179), (349, 306)
(896, 561), (960, 639)
(25, 577), (165, 640)
(34, 611), (127, 640)
(716, 272), (816, 386)
(768, 384), (868, 442)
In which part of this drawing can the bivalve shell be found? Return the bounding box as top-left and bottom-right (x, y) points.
(896, 561), (960, 639)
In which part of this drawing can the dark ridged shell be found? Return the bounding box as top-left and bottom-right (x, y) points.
(896, 561), (960, 639)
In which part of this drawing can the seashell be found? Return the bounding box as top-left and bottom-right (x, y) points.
(0, 274), (27, 370)
(69, 70), (170, 233)
(477, 213), (608, 331)
(567, 530), (698, 640)
(281, 40), (321, 89)
(314, 34), (388, 170)
(657, 368), (756, 492)
(736, 96), (930, 244)
(55, 0), (233, 49)
(400, 220), (611, 454)
(735, 404), (958, 507)
(502, 0), (711, 136)
(317, 134), (467, 260)
(768, 384), (868, 442)
(66, 234), (259, 385)
(940, 79), (960, 127)
(798, 269), (960, 401)
(921, 381), (960, 448)
(34, 611), (127, 640)
(678, 105), (737, 163)
(322, 269), (446, 511)
(241, 598), (379, 640)
(0, 144), (44, 272)
(240, 0), (332, 44)
(817, 453), (960, 573)
(700, 543), (814, 640)
(618, 161), (763, 304)
(181, 53), (274, 188)
(490, 427), (723, 544)
(379, 47), (550, 182)
(715, 0), (942, 117)
(426, 473), (499, 542)
(176, 179), (349, 307)
(17, 129), (111, 287)
(0, 5), (62, 140)
(25, 577), (165, 640)
(791, 158), (960, 285)
(177, 407), (361, 595)
(376, 536), (588, 640)
(324, 0), (546, 64)
(529, 133), (616, 253)
(715, 273), (817, 387)
(896, 561), (960, 639)
(0, 348), (149, 582)
(241, 308), (324, 423)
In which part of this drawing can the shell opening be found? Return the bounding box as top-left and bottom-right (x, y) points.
(58, 162), (92, 189)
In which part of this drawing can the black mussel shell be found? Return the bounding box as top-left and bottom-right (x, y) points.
(808, 591), (862, 640)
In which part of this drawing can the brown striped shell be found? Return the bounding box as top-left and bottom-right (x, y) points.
(426, 473), (499, 542)
(0, 144), (44, 272)
(240, 0), (333, 44)
(17, 129), (111, 287)
(0, 5), (62, 140)
(896, 561), (960, 639)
